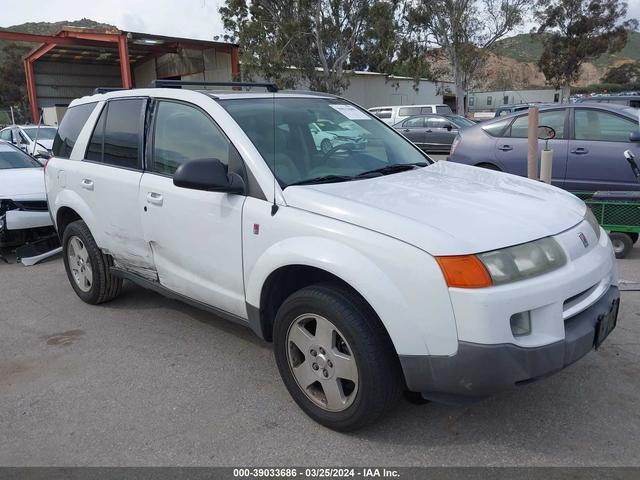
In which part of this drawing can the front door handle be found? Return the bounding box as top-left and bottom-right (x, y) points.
(146, 192), (164, 206)
(571, 147), (589, 155)
(425, 129), (433, 133)
(498, 145), (513, 151)
(81, 179), (94, 190)
(403, 129), (410, 133)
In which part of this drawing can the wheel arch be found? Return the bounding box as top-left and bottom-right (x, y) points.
(51, 189), (101, 244)
(245, 236), (429, 356)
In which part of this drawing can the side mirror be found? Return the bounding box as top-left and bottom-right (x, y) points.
(630, 131), (640, 142)
(445, 123), (453, 131)
(537, 125), (556, 140)
(173, 158), (245, 194)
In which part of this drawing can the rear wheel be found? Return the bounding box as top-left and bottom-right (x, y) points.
(62, 220), (122, 304)
(320, 139), (332, 154)
(273, 283), (401, 431)
(609, 232), (633, 259)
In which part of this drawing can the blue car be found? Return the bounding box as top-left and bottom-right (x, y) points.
(449, 103), (640, 192)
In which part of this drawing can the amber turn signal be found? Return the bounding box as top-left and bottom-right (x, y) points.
(435, 255), (493, 289)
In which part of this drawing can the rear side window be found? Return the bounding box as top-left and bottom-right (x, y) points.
(399, 107), (420, 116)
(52, 102), (96, 158)
(435, 105), (453, 114)
(85, 99), (144, 169)
(509, 110), (566, 139)
(403, 116), (424, 128)
(376, 109), (392, 119)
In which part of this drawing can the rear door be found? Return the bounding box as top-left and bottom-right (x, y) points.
(565, 107), (640, 192)
(494, 108), (569, 187)
(397, 116), (426, 148)
(139, 99), (247, 316)
(73, 97), (155, 277)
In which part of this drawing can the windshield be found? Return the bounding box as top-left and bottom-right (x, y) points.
(0, 147), (41, 169)
(22, 127), (57, 141)
(219, 97), (430, 187)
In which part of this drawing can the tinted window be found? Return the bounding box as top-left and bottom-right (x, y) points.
(435, 105), (453, 114)
(376, 110), (392, 119)
(102, 99), (144, 169)
(575, 109), (637, 142)
(53, 102), (96, 158)
(403, 116), (424, 128)
(426, 117), (449, 129)
(509, 109), (566, 139)
(0, 146), (41, 169)
(152, 101), (231, 176)
(482, 118), (511, 137)
(399, 107), (420, 116)
(446, 115), (474, 128)
(85, 104), (106, 162)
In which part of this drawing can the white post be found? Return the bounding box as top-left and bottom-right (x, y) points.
(540, 149), (553, 184)
(10, 106), (15, 124)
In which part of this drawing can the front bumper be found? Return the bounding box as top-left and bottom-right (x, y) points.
(400, 285), (619, 404)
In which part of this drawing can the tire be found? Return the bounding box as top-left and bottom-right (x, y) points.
(476, 162), (501, 171)
(320, 139), (332, 154)
(609, 232), (633, 259)
(273, 283), (402, 431)
(62, 220), (123, 304)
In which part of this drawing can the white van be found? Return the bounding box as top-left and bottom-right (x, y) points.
(369, 104), (453, 125)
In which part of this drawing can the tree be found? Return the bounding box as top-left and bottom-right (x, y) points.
(535, 0), (638, 100)
(406, 0), (530, 114)
(602, 62), (640, 84)
(0, 43), (30, 123)
(219, 0), (432, 94)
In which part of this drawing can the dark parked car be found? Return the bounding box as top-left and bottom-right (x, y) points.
(449, 103), (640, 192)
(393, 114), (474, 152)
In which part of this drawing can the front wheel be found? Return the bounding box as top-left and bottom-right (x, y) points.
(609, 232), (633, 259)
(273, 284), (401, 431)
(320, 139), (332, 154)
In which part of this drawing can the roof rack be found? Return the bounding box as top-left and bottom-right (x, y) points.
(149, 79), (279, 92)
(94, 87), (128, 94)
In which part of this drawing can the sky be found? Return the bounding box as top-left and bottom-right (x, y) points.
(0, 0), (638, 39)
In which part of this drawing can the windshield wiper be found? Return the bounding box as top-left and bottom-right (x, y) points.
(356, 162), (428, 178)
(287, 174), (355, 187)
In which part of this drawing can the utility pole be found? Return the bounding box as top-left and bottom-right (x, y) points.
(527, 106), (539, 180)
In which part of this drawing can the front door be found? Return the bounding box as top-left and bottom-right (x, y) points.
(424, 115), (458, 152)
(139, 99), (247, 317)
(565, 107), (640, 193)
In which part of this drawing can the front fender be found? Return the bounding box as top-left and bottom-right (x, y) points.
(246, 236), (455, 357)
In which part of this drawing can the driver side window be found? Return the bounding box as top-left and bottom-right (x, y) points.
(152, 101), (231, 176)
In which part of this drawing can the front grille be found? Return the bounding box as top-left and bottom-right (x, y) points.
(13, 200), (48, 211)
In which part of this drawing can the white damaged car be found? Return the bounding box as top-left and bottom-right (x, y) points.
(0, 141), (55, 250)
(45, 85), (620, 431)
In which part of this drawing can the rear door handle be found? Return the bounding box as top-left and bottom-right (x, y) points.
(571, 147), (589, 154)
(425, 129), (433, 133)
(403, 129), (410, 133)
(146, 192), (164, 206)
(498, 145), (513, 151)
(81, 179), (94, 190)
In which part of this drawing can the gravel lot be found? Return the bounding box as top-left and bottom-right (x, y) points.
(0, 246), (639, 466)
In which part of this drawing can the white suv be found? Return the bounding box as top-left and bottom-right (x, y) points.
(46, 83), (619, 431)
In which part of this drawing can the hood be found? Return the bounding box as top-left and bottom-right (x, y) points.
(283, 161), (586, 256)
(0, 167), (46, 200)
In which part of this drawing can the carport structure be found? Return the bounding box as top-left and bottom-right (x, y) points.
(0, 28), (240, 122)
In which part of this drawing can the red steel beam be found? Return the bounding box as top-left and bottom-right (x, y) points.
(0, 31), (108, 47)
(117, 33), (133, 88)
(24, 59), (39, 123)
(58, 30), (120, 43)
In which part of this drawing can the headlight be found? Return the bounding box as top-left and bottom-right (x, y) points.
(584, 207), (601, 240)
(477, 237), (567, 285)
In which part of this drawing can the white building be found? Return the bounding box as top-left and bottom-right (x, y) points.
(468, 88), (563, 112)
